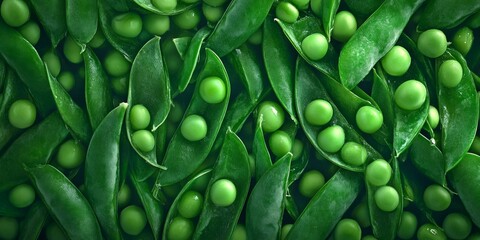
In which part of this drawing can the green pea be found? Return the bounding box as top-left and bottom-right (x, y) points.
(167, 216), (194, 240)
(417, 224), (447, 240)
(355, 106), (383, 134)
(8, 183), (35, 208)
(427, 105), (439, 129)
(199, 76), (227, 104)
(247, 27), (263, 45)
(132, 130), (155, 152)
(0, 0), (30, 27)
(120, 205), (147, 236)
(231, 224), (247, 240)
(289, 0), (309, 10)
(43, 50), (62, 77)
(281, 224), (293, 240)
(257, 101), (285, 133)
(152, 0), (177, 11)
(298, 170), (325, 198)
(317, 125), (345, 153)
(381, 45), (411, 77)
(332, 11), (357, 42)
(88, 29), (106, 48)
(0, 217), (18, 240)
(310, 0), (322, 16)
(417, 29), (447, 58)
(111, 12), (143, 38)
(104, 50), (131, 77)
(56, 139), (86, 169)
(58, 71), (76, 92)
(334, 219), (362, 240)
(172, 8), (201, 30)
(443, 213), (472, 240)
(144, 14), (170, 36)
(452, 27), (473, 56)
(397, 211), (418, 239)
(365, 159), (392, 187)
(203, 0), (227, 7)
(469, 136), (480, 155)
(301, 33), (328, 61)
(181, 114), (208, 141)
(438, 59), (463, 88)
(63, 36), (83, 64)
(111, 76), (128, 97)
(177, 190), (204, 218)
(362, 236), (377, 240)
(130, 104), (151, 130)
(8, 99), (36, 129)
(276, 1), (299, 24)
(423, 184), (451, 211)
(351, 201), (371, 228)
(117, 184), (131, 208)
(304, 99), (333, 126)
(269, 130), (292, 157)
(18, 21), (40, 45)
(394, 80), (427, 111)
(45, 222), (68, 240)
(210, 179), (236, 207)
(374, 185), (399, 212)
(291, 139), (304, 160)
(202, 4), (224, 24)
(340, 142), (367, 166)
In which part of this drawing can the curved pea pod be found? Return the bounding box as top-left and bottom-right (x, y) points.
(0, 19), (55, 116)
(0, 112), (68, 191)
(419, 0), (480, 30)
(276, 16), (339, 79)
(206, 0), (274, 57)
(246, 153), (291, 240)
(83, 47), (113, 130)
(288, 138), (310, 185)
(437, 49), (479, 172)
(193, 129), (251, 239)
(46, 65), (92, 144)
(343, 0), (384, 18)
(285, 170), (362, 239)
(132, 0), (199, 15)
(26, 164), (102, 240)
(0, 190), (27, 217)
(409, 134), (446, 185)
(322, 0), (340, 41)
(338, 0), (425, 89)
(156, 48), (230, 186)
(449, 153), (480, 227)
(84, 103), (127, 240)
(252, 114), (273, 181)
(18, 201), (48, 240)
(172, 37), (192, 60)
(263, 18), (297, 123)
(66, 0), (98, 46)
(371, 69), (394, 132)
(30, 0), (66, 47)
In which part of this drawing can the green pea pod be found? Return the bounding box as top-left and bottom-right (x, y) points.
(157, 48), (230, 186)
(322, 0), (340, 41)
(18, 201), (48, 240)
(174, 28), (211, 95)
(276, 16), (339, 79)
(253, 114), (273, 181)
(193, 129), (251, 239)
(284, 193), (300, 220)
(371, 68), (394, 134)
(288, 138), (309, 185)
(132, 0), (199, 15)
(66, 0), (98, 45)
(172, 37), (192, 60)
(0, 19), (55, 116)
(246, 153), (291, 240)
(449, 153), (480, 227)
(0, 190), (27, 217)
(262, 17), (297, 123)
(206, 0), (274, 57)
(437, 49), (479, 172)
(286, 170), (362, 239)
(46, 65), (92, 144)
(343, 0), (384, 18)
(338, 0), (425, 89)
(0, 57), (5, 84)
(409, 134), (446, 185)
(0, 112), (68, 191)
(26, 164), (102, 240)
(83, 47), (114, 130)
(84, 103), (127, 240)
(419, 0), (480, 30)
(30, 0), (66, 47)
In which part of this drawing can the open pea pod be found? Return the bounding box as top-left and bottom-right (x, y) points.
(30, 0), (66, 47)
(193, 129), (251, 239)
(419, 0), (480, 30)
(132, 0), (199, 15)
(0, 112), (68, 192)
(276, 16), (338, 79)
(157, 48), (230, 187)
(322, 0), (340, 41)
(437, 49), (479, 172)
(26, 164), (103, 240)
(66, 0), (98, 46)
(0, 190), (27, 217)
(18, 201), (48, 240)
(246, 153), (291, 240)
(286, 170), (363, 239)
(252, 114), (273, 181)
(409, 134), (446, 186)
(338, 0), (425, 89)
(172, 37), (192, 60)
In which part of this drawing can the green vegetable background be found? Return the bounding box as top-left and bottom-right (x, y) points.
(0, 0), (480, 239)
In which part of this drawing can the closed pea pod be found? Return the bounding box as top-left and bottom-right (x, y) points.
(29, 0), (66, 47)
(66, 0), (98, 45)
(409, 134), (445, 185)
(252, 114), (273, 181)
(17, 201), (48, 240)
(418, 0), (480, 30)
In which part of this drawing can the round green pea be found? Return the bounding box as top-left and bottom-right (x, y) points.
(427, 105), (439, 129)
(340, 142), (367, 166)
(199, 76), (227, 104)
(111, 76), (128, 97)
(104, 50), (131, 77)
(120, 205), (147, 235)
(117, 184), (131, 208)
(317, 125), (345, 153)
(203, 0), (227, 7)
(438, 59), (463, 88)
(310, 0), (322, 16)
(56, 139), (86, 169)
(352, 201), (371, 228)
(43, 50), (61, 77)
(257, 101), (285, 133)
(417, 29), (447, 58)
(88, 30), (106, 48)
(301, 33), (329, 61)
(299, 170), (325, 198)
(355, 106), (383, 134)
(397, 211), (418, 239)
(132, 130), (155, 152)
(291, 139), (304, 160)
(394, 80), (427, 111)
(181, 114), (208, 141)
(231, 224), (247, 240)
(9, 183), (35, 208)
(8, 99), (36, 129)
(269, 130), (292, 157)
(167, 216), (194, 240)
(304, 99), (333, 126)
(45, 222), (68, 240)
(417, 224), (447, 240)
(202, 4), (224, 24)
(18, 21), (40, 45)
(130, 104), (151, 130)
(58, 72), (75, 91)
(423, 184), (451, 211)
(453, 27), (473, 56)
(281, 224), (293, 240)
(111, 12), (143, 38)
(290, 0), (309, 9)
(374, 186), (400, 212)
(177, 191), (204, 218)
(443, 213), (472, 240)
(332, 11), (357, 42)
(172, 8), (201, 30)
(1, 0), (30, 27)
(334, 218), (362, 240)
(144, 14), (170, 36)
(276, 1), (299, 24)
(152, 0), (177, 11)
(63, 36), (83, 64)
(210, 179), (236, 207)
(365, 159), (392, 187)
(381, 45), (411, 76)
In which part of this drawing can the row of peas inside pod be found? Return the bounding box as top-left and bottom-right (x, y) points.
(1, 0), (480, 239)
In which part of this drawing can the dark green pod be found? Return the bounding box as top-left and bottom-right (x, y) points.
(0, 190), (27, 218)
(409, 134), (445, 185)
(252, 114), (273, 181)
(322, 0), (340, 41)
(66, 0), (98, 45)
(419, 0), (480, 30)
(30, 0), (66, 47)
(18, 201), (48, 240)
(172, 37), (192, 60)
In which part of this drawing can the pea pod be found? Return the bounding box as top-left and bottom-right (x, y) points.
(285, 170), (362, 240)
(322, 0), (341, 41)
(30, 0), (66, 47)
(18, 201), (48, 240)
(437, 49), (479, 172)
(246, 153), (291, 240)
(206, 0), (274, 57)
(409, 134), (445, 185)
(371, 69), (394, 135)
(193, 129), (251, 239)
(132, 0), (199, 15)
(0, 112), (68, 191)
(252, 114), (273, 181)
(26, 164), (103, 240)
(288, 137), (309, 185)
(418, 0), (480, 30)
(338, 0), (425, 89)
(172, 37), (192, 60)
(0, 190), (27, 217)
(156, 48), (230, 186)
(66, 0), (98, 45)
(343, 0), (384, 18)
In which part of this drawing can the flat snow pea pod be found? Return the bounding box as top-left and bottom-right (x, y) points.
(156, 48), (230, 187)
(66, 0), (98, 45)
(132, 0), (199, 15)
(172, 37), (192, 60)
(0, 190), (27, 217)
(246, 153), (291, 240)
(84, 103), (127, 240)
(285, 170), (363, 240)
(322, 0), (340, 41)
(46, 66), (92, 144)
(437, 49), (479, 172)
(409, 134), (446, 185)
(206, 0), (274, 57)
(262, 18), (297, 123)
(26, 164), (103, 240)
(338, 0), (425, 90)
(0, 112), (68, 192)
(0, 19), (55, 116)
(276, 16), (339, 79)
(419, 0), (480, 30)
(449, 153), (480, 227)
(193, 129), (251, 239)
(18, 201), (48, 240)
(30, 0), (66, 47)
(83, 47), (113, 130)
(253, 114), (273, 181)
